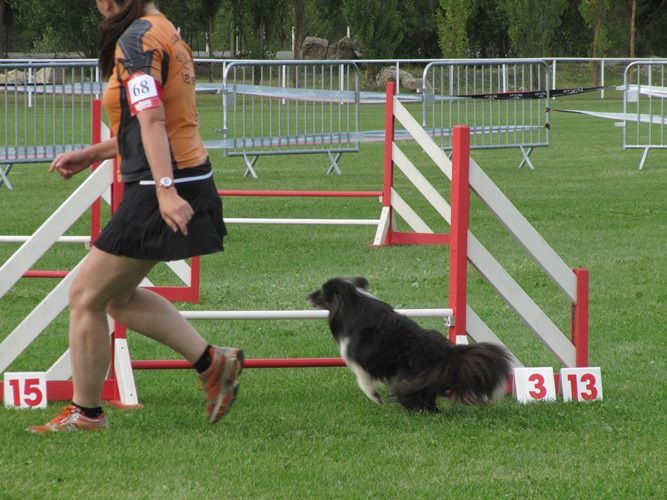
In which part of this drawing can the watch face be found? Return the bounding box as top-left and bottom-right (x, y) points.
(159, 177), (174, 188)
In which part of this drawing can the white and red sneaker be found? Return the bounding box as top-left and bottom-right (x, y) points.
(28, 404), (109, 433)
(199, 346), (244, 424)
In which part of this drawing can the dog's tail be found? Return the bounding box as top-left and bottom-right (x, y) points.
(439, 343), (513, 404)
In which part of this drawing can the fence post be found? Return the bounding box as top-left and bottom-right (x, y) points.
(448, 125), (470, 343)
(572, 268), (589, 367)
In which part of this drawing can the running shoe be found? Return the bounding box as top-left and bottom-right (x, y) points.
(199, 346), (244, 424)
(28, 404), (109, 433)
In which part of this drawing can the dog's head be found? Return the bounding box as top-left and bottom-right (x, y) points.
(307, 276), (370, 311)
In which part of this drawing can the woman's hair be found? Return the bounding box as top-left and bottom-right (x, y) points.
(98, 0), (150, 78)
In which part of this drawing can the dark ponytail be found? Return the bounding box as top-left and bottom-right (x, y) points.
(98, 0), (150, 78)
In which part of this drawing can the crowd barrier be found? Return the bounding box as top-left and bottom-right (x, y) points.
(623, 60), (667, 169)
(1, 57), (558, 189)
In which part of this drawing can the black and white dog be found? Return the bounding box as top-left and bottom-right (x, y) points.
(308, 277), (512, 412)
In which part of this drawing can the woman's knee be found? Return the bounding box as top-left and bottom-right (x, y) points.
(68, 274), (107, 313)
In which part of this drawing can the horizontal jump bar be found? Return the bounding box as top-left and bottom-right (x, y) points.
(218, 189), (382, 198)
(0, 235), (90, 244)
(132, 358), (347, 369)
(180, 308), (453, 320)
(225, 217), (379, 225)
(23, 270), (68, 278)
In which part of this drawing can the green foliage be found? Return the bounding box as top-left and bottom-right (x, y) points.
(2, 1), (667, 61)
(550, 0), (591, 57)
(226, 0), (289, 58)
(578, 0), (611, 56)
(160, 0), (224, 53)
(503, 0), (568, 57)
(466, 0), (510, 57)
(395, 0), (441, 58)
(306, 0), (346, 42)
(638, 0), (667, 56)
(9, 0), (99, 56)
(341, 0), (403, 58)
(436, 0), (473, 58)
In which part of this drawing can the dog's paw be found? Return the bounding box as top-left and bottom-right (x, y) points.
(360, 389), (383, 405)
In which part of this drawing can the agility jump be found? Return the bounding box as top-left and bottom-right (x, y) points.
(0, 83), (589, 405)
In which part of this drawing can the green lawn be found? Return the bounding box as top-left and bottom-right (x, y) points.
(1, 95), (666, 499)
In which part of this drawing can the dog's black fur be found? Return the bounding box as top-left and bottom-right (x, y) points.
(308, 277), (512, 412)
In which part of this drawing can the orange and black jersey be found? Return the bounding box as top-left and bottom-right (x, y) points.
(102, 12), (208, 183)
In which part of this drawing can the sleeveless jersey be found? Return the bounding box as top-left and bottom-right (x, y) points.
(102, 12), (208, 182)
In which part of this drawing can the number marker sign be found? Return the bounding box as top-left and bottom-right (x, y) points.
(560, 367), (603, 402)
(3, 372), (48, 409)
(513, 367), (557, 403)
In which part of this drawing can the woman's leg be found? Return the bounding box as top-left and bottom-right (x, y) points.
(68, 246), (208, 408)
(68, 247), (153, 407)
(106, 286), (208, 362)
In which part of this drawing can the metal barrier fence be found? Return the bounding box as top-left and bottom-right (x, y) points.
(623, 60), (667, 170)
(0, 60), (102, 188)
(421, 59), (550, 169)
(0, 57), (596, 189)
(216, 60), (361, 178)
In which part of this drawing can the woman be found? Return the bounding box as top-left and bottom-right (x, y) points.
(30, 0), (242, 432)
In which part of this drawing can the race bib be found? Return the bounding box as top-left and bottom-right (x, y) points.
(125, 72), (162, 115)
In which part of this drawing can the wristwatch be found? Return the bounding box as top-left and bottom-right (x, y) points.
(157, 176), (174, 189)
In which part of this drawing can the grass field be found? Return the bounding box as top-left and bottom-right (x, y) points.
(1, 94), (666, 499)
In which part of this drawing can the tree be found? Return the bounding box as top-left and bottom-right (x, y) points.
(341, 0), (403, 59)
(9, 0), (99, 56)
(225, 0), (288, 58)
(550, 0), (591, 57)
(160, 0), (223, 53)
(579, 0), (611, 84)
(306, 0), (346, 43)
(466, 0), (510, 58)
(504, 0), (568, 57)
(293, 0), (305, 59)
(436, 0), (473, 58)
(0, 0), (6, 56)
(579, 0), (611, 57)
(637, 0), (667, 56)
(396, 0), (440, 58)
(629, 0), (637, 57)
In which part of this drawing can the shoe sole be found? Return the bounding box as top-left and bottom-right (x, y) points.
(28, 421), (109, 433)
(209, 349), (244, 424)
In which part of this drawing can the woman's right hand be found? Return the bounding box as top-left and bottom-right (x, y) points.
(156, 188), (194, 235)
(49, 149), (93, 179)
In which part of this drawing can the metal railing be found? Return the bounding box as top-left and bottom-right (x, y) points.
(421, 59), (550, 167)
(217, 60), (361, 177)
(0, 56), (658, 188)
(623, 60), (667, 169)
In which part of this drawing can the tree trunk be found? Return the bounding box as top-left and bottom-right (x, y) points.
(207, 16), (213, 82)
(590, 0), (602, 86)
(0, 0), (6, 57)
(293, 0), (305, 60)
(629, 0), (637, 58)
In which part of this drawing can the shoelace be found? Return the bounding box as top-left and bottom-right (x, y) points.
(50, 406), (78, 424)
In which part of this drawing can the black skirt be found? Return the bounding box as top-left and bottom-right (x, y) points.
(93, 175), (227, 261)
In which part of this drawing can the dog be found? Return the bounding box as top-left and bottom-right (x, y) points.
(308, 277), (512, 412)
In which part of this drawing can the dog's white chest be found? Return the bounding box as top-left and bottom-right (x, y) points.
(338, 337), (383, 404)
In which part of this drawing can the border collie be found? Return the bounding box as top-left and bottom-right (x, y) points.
(308, 277), (512, 412)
